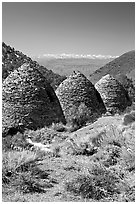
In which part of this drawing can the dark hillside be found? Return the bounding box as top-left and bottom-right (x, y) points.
(2, 42), (66, 89)
(89, 51), (135, 84)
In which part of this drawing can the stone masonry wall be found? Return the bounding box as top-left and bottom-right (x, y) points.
(56, 71), (106, 123)
(2, 63), (66, 136)
(95, 74), (131, 114)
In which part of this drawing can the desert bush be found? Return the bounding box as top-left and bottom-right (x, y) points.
(24, 126), (63, 144)
(50, 122), (67, 132)
(91, 126), (126, 167)
(65, 163), (120, 200)
(68, 103), (98, 129)
(65, 136), (98, 156)
(123, 111), (135, 126)
(2, 132), (30, 151)
(120, 148), (135, 172)
(2, 150), (47, 193)
(65, 126), (124, 157)
(92, 144), (121, 168)
(102, 145), (121, 167)
(120, 130), (135, 172)
(93, 124), (135, 171)
(92, 126), (124, 151)
(101, 125), (125, 148)
(65, 123), (80, 132)
(3, 150), (39, 183)
(123, 102), (135, 114)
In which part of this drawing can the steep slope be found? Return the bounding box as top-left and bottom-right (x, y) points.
(2, 42), (66, 89)
(89, 51), (135, 84)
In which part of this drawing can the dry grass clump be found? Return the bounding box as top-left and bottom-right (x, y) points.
(24, 126), (64, 145)
(64, 128), (135, 202)
(65, 163), (120, 201)
(50, 122), (80, 133)
(2, 132), (30, 151)
(2, 149), (55, 194)
(63, 125), (124, 157)
(63, 136), (98, 156)
(93, 144), (121, 168)
(91, 124), (134, 170)
(2, 113), (135, 201)
(63, 123), (134, 200)
(50, 122), (67, 132)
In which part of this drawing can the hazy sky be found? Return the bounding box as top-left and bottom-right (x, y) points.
(2, 2), (135, 57)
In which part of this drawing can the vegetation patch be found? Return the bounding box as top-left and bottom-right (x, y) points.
(123, 111), (135, 126)
(2, 150), (57, 194)
(65, 163), (120, 200)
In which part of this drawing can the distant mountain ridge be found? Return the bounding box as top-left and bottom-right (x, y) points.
(89, 50), (135, 84)
(2, 42), (66, 89)
(36, 53), (118, 59)
(33, 55), (116, 78)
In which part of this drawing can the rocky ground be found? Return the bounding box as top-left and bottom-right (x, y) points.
(2, 110), (135, 202)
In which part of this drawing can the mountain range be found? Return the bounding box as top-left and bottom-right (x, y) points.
(35, 53), (118, 59)
(33, 55), (116, 78)
(2, 42), (135, 88)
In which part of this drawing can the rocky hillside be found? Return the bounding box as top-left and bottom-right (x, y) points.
(2, 42), (66, 89)
(89, 51), (135, 84)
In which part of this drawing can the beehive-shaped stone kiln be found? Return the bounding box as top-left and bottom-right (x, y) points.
(95, 74), (131, 114)
(55, 71), (106, 123)
(2, 63), (66, 136)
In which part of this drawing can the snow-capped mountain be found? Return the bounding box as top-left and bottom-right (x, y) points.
(36, 53), (119, 60)
(32, 53), (118, 78)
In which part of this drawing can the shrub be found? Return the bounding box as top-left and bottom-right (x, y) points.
(3, 150), (38, 182)
(120, 129), (135, 172)
(50, 122), (66, 132)
(123, 111), (135, 126)
(90, 126), (126, 167)
(102, 145), (121, 167)
(65, 123), (80, 132)
(68, 103), (98, 129)
(101, 125), (125, 148)
(11, 171), (46, 194)
(2, 132), (30, 151)
(92, 124), (135, 171)
(64, 126), (124, 158)
(24, 126), (62, 144)
(92, 145), (121, 168)
(65, 163), (120, 200)
(2, 150), (47, 193)
(123, 102), (135, 114)
(65, 136), (99, 156)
